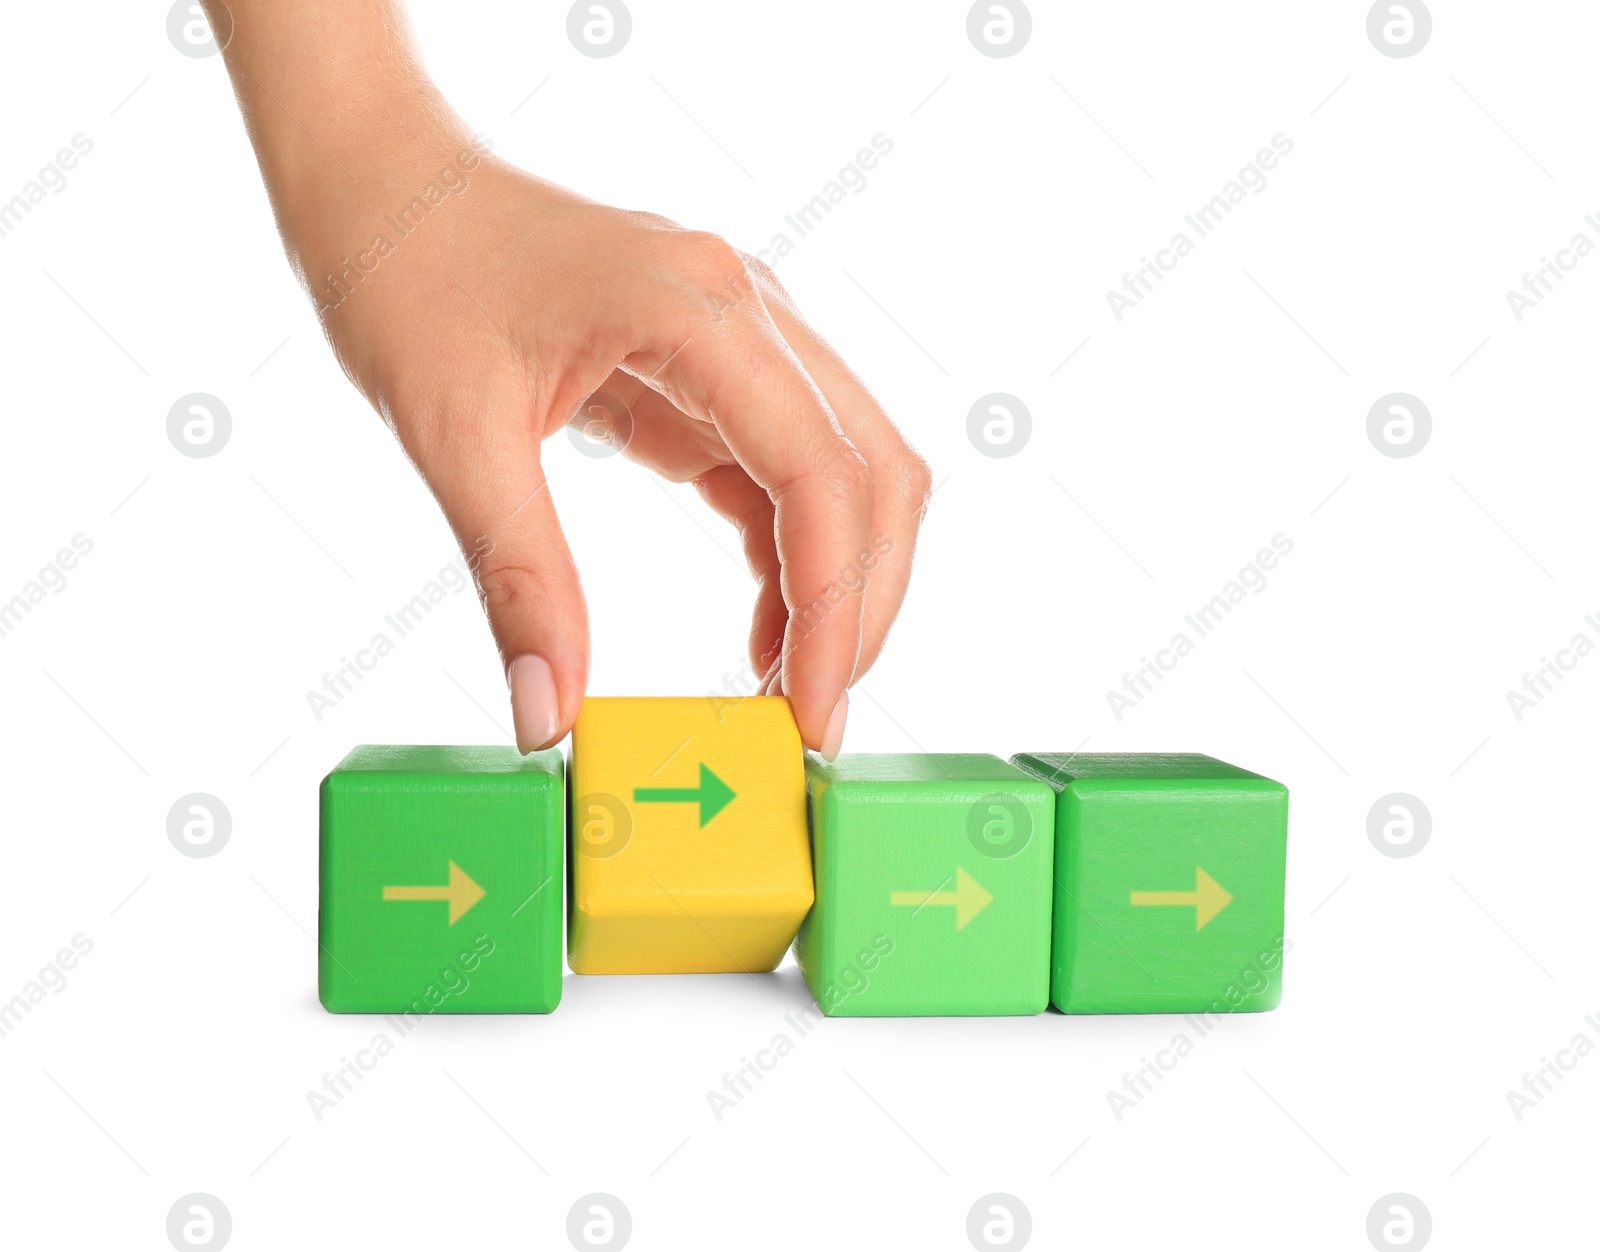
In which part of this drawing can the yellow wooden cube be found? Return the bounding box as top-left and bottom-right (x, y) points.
(568, 696), (813, 974)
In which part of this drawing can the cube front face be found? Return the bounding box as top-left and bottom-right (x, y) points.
(1013, 753), (1287, 1015)
(568, 697), (812, 974)
(319, 746), (564, 1014)
(797, 754), (1055, 1016)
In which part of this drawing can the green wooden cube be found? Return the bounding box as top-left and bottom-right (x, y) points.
(795, 753), (1055, 1016)
(319, 746), (564, 1014)
(1011, 752), (1288, 1015)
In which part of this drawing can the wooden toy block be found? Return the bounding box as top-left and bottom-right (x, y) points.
(1011, 752), (1288, 1015)
(795, 753), (1055, 1016)
(319, 746), (564, 1013)
(568, 696), (812, 974)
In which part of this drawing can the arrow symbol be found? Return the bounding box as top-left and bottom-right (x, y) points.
(1130, 866), (1232, 930)
(633, 763), (736, 828)
(889, 866), (993, 930)
(382, 861), (486, 925)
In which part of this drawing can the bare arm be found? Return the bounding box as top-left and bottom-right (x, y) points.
(203, 0), (931, 756)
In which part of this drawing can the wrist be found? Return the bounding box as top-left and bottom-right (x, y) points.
(254, 76), (461, 217)
(211, 9), (477, 255)
(261, 90), (499, 299)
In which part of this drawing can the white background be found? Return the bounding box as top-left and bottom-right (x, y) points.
(1, 1), (1595, 1247)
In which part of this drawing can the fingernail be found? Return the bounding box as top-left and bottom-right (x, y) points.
(509, 654), (560, 752)
(819, 690), (848, 761)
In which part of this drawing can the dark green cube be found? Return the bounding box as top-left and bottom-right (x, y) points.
(1012, 752), (1287, 1015)
(319, 746), (564, 1013)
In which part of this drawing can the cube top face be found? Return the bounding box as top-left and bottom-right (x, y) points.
(799, 753), (1055, 1016)
(330, 744), (563, 776)
(568, 697), (812, 974)
(1012, 753), (1287, 1015)
(809, 752), (1056, 786)
(319, 746), (564, 1014)
(1013, 751), (1273, 786)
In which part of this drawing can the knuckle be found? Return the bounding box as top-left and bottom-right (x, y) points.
(652, 230), (758, 324)
(672, 230), (750, 288)
(894, 448), (935, 517)
(740, 248), (788, 294)
(476, 560), (554, 618)
(740, 249), (775, 282)
(621, 208), (683, 234)
(780, 442), (870, 516)
(822, 443), (873, 502)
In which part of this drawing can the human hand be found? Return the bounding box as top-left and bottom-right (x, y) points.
(215, 8), (930, 756)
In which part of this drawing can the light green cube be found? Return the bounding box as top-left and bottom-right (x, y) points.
(796, 753), (1055, 1016)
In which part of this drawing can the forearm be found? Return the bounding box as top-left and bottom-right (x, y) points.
(201, 0), (469, 265)
(194, 0), (919, 754)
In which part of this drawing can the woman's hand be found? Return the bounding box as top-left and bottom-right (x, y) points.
(210, 0), (930, 755)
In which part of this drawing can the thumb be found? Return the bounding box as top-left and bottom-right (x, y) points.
(431, 437), (589, 753)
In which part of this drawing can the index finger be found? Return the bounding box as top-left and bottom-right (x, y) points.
(636, 298), (870, 757)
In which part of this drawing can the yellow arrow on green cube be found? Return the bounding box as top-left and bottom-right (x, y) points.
(382, 860), (486, 925)
(889, 866), (994, 930)
(1129, 865), (1233, 930)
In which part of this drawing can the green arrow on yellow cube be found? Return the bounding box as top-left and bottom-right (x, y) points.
(633, 762), (737, 828)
